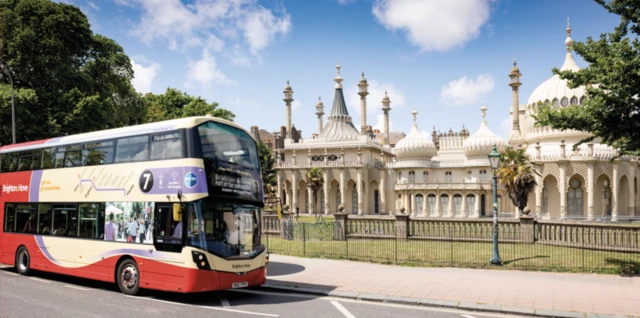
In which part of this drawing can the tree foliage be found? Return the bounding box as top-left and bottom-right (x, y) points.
(534, 0), (640, 156)
(257, 141), (276, 200)
(0, 0), (145, 144)
(496, 147), (538, 215)
(0, 0), (234, 145)
(142, 88), (235, 123)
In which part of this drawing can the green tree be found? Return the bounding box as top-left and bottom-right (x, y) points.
(142, 87), (235, 123)
(257, 141), (276, 200)
(305, 167), (324, 217)
(0, 0), (143, 144)
(496, 148), (538, 215)
(535, 0), (640, 156)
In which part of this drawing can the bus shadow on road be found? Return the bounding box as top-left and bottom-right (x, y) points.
(266, 261), (305, 276)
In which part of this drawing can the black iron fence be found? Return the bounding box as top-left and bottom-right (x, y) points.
(263, 218), (640, 274)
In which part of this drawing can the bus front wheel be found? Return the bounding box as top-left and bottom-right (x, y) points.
(15, 247), (31, 276)
(116, 258), (140, 295)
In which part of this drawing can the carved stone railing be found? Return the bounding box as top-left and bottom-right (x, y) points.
(408, 218), (520, 242)
(262, 214), (281, 234)
(537, 221), (640, 252)
(345, 216), (396, 238)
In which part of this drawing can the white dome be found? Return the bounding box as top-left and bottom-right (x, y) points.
(463, 105), (507, 158)
(394, 108), (437, 160)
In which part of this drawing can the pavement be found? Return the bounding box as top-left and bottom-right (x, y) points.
(0, 266), (524, 318)
(264, 254), (640, 318)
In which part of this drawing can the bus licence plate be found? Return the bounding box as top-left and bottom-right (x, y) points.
(232, 282), (248, 289)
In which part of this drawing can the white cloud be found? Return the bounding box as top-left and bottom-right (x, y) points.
(441, 74), (495, 106)
(337, 0), (357, 4)
(117, 0), (291, 58)
(88, 1), (99, 10)
(186, 48), (236, 88)
(501, 115), (511, 141)
(372, 0), (493, 52)
(131, 57), (161, 93)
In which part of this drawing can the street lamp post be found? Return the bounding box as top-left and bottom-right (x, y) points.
(488, 144), (502, 265)
(0, 62), (16, 144)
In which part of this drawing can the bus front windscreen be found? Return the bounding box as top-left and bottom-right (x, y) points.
(197, 121), (264, 203)
(185, 200), (262, 259)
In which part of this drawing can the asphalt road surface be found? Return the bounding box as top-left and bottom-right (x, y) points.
(0, 265), (526, 318)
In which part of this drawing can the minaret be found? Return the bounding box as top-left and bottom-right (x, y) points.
(283, 80), (294, 140)
(560, 17), (579, 72)
(315, 96), (324, 134)
(358, 71), (369, 134)
(381, 90), (391, 145)
(509, 59), (521, 131)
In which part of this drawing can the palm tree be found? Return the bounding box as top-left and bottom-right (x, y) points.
(496, 147), (539, 216)
(306, 167), (324, 219)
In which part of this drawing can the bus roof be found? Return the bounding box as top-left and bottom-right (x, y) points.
(0, 115), (255, 154)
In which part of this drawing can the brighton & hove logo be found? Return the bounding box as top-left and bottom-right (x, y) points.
(184, 172), (198, 188)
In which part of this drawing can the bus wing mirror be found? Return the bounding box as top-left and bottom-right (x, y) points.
(173, 204), (182, 221)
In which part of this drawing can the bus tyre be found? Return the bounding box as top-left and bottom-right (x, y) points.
(116, 259), (140, 295)
(15, 247), (31, 276)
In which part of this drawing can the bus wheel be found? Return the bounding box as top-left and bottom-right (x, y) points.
(116, 259), (140, 295)
(15, 247), (31, 276)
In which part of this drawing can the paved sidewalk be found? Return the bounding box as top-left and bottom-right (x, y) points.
(264, 254), (640, 317)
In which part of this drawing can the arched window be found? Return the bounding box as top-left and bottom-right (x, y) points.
(397, 194), (402, 210)
(428, 194), (436, 216)
(561, 97), (569, 108)
(603, 180), (612, 216)
(352, 184), (358, 215)
(479, 170), (487, 182)
(453, 194), (462, 216)
(423, 171), (428, 183)
(336, 184), (342, 206)
(466, 194), (475, 216)
(466, 170), (472, 182)
(440, 194), (449, 216)
(570, 96), (578, 106)
(320, 190), (325, 213)
(416, 194), (424, 216)
(397, 172), (402, 183)
(445, 171), (452, 183)
(305, 189), (309, 213)
(409, 171), (415, 183)
(374, 190), (379, 214)
(568, 179), (583, 217)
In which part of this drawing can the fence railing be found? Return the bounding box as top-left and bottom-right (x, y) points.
(262, 213), (640, 274)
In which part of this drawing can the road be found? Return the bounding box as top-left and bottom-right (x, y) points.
(0, 266), (526, 318)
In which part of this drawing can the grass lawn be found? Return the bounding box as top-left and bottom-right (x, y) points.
(264, 233), (640, 275)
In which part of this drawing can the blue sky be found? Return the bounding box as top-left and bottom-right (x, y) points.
(64, 0), (620, 141)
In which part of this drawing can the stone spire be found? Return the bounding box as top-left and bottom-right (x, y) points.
(315, 96), (324, 134)
(381, 90), (391, 146)
(508, 58), (524, 146)
(560, 17), (579, 72)
(358, 71), (369, 135)
(316, 62), (360, 141)
(283, 80), (294, 140)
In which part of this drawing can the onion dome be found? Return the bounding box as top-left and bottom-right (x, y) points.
(394, 107), (437, 160)
(463, 104), (507, 158)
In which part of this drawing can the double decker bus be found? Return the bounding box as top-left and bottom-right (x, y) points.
(0, 115), (268, 295)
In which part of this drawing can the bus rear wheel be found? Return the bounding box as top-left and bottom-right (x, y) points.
(116, 259), (140, 295)
(15, 247), (31, 276)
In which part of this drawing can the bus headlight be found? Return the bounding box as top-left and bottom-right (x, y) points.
(191, 251), (211, 270)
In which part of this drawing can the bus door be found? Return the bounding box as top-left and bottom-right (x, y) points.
(152, 204), (183, 253)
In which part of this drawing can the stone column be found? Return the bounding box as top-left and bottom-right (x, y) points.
(283, 81), (293, 139)
(587, 162), (595, 220)
(435, 192), (441, 217)
(323, 171), (330, 215)
(307, 187), (313, 215)
(613, 163), (619, 221)
(394, 213), (409, 240)
(629, 163), (636, 215)
(410, 193), (415, 217)
(559, 163), (567, 219)
(357, 171), (363, 215)
(277, 172), (282, 202)
(519, 215), (535, 244)
(380, 171), (386, 214)
(340, 170), (346, 210)
(448, 193), (454, 218)
(292, 172), (298, 213)
(333, 212), (347, 241)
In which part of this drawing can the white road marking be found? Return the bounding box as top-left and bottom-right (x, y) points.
(331, 301), (356, 318)
(29, 277), (50, 283)
(462, 315), (477, 318)
(126, 295), (278, 317)
(65, 284), (92, 291)
(220, 298), (231, 308)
